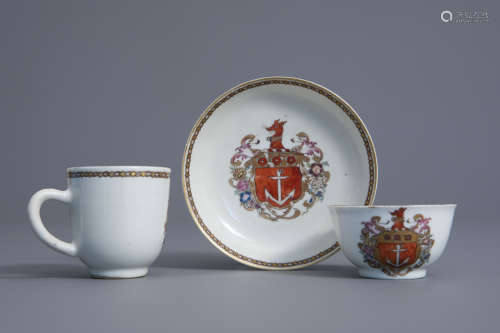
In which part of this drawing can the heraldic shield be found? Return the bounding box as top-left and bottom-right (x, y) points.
(376, 230), (419, 270)
(252, 152), (304, 208)
(358, 207), (435, 277)
(229, 119), (331, 221)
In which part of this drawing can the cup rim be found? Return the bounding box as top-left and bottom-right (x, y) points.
(327, 203), (457, 208)
(67, 165), (171, 173)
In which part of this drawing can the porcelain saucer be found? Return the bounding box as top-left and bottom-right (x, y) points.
(182, 77), (377, 269)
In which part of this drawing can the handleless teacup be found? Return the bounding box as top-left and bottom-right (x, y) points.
(28, 166), (170, 279)
(328, 204), (456, 279)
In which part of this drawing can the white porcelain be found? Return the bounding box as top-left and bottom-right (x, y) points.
(183, 77), (378, 269)
(329, 205), (456, 279)
(28, 166), (171, 279)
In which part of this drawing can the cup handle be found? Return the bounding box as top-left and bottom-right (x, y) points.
(27, 188), (77, 256)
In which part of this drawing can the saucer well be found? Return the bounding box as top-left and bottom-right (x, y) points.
(182, 77), (377, 269)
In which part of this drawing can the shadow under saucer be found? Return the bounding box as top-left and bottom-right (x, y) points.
(154, 251), (252, 271)
(154, 251), (358, 278)
(291, 264), (359, 279)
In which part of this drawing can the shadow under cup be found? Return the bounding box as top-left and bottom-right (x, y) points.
(28, 166), (171, 279)
(328, 204), (456, 279)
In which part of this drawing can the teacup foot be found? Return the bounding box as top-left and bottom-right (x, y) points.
(89, 267), (149, 279)
(357, 268), (426, 280)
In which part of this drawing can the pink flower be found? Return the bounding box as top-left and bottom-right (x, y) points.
(237, 180), (249, 191)
(309, 163), (324, 176)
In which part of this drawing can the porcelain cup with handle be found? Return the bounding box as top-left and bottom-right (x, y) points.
(28, 166), (170, 279)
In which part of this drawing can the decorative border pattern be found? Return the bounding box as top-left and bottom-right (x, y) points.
(182, 77), (377, 270)
(68, 170), (170, 178)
